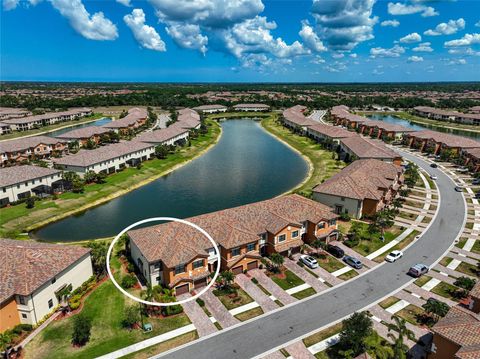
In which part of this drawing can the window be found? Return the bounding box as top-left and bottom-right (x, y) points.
(278, 234), (286, 243)
(174, 264), (185, 275)
(22, 313), (27, 319)
(154, 262), (162, 270)
(329, 219), (337, 226)
(247, 243), (255, 252)
(231, 247), (240, 257)
(18, 296), (26, 305)
(156, 276), (162, 283)
(292, 230), (299, 238)
(193, 259), (204, 269)
(317, 222), (325, 230)
(48, 299), (53, 308)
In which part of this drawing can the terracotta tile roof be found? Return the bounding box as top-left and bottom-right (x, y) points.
(275, 238), (304, 253)
(432, 306), (480, 357)
(308, 123), (357, 139)
(0, 165), (62, 188)
(360, 119), (416, 133)
(56, 126), (110, 140)
(407, 130), (480, 149)
(134, 126), (189, 145)
(470, 281), (480, 299)
(129, 194), (336, 265)
(0, 136), (67, 154)
(103, 107), (147, 129)
(283, 105), (317, 127)
(340, 136), (400, 160)
(2, 108), (91, 125)
(0, 239), (90, 303)
(53, 141), (153, 167)
(313, 159), (402, 201)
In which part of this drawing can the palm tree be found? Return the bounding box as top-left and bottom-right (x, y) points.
(422, 299), (449, 323)
(216, 270), (235, 291)
(391, 198), (403, 212)
(0, 332), (12, 353)
(363, 332), (394, 359)
(387, 315), (415, 359)
(310, 239), (323, 256)
(270, 253), (284, 273)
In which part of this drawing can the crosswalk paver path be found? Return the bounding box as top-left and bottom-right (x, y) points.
(178, 293), (218, 337)
(285, 341), (316, 359)
(405, 283), (457, 307)
(434, 264), (476, 280)
(200, 289), (239, 328)
(450, 247), (480, 260)
(447, 252), (478, 266)
(250, 269), (297, 305)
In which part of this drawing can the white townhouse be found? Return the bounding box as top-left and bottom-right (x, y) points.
(135, 125), (190, 147)
(0, 239), (93, 331)
(53, 141), (155, 177)
(2, 108), (92, 131)
(0, 165), (63, 206)
(233, 103), (270, 112)
(0, 107), (31, 120)
(192, 104), (228, 114)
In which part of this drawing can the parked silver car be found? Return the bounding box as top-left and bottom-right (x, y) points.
(300, 255), (319, 269)
(343, 255), (363, 269)
(408, 263), (429, 277)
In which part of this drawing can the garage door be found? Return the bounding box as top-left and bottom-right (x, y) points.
(194, 278), (207, 289)
(175, 284), (189, 296)
(247, 261), (258, 271)
(232, 266), (243, 275)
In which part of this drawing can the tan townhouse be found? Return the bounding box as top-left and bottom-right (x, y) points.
(0, 136), (68, 166)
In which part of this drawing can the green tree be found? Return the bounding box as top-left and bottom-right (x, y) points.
(310, 239), (324, 256)
(26, 196), (35, 209)
(422, 300), (450, 323)
(0, 332), (13, 352)
(119, 109), (128, 118)
(338, 312), (373, 357)
(71, 314), (92, 346)
(363, 332), (394, 359)
(85, 138), (97, 150)
(155, 144), (169, 159)
(216, 270), (235, 291)
(270, 253), (284, 272)
(122, 304), (140, 329)
(85, 241), (109, 277)
(387, 315), (415, 359)
(454, 276), (476, 291)
(84, 170), (98, 184)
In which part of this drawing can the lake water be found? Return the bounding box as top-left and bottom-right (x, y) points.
(35, 119), (308, 242)
(367, 113), (480, 141)
(46, 117), (112, 137)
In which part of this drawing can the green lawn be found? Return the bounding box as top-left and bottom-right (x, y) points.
(338, 270), (358, 281)
(456, 262), (480, 278)
(292, 287), (316, 300)
(396, 304), (424, 326)
(24, 279), (191, 359)
(439, 257), (453, 267)
(414, 275), (433, 288)
(214, 288), (253, 310)
(234, 307), (264, 321)
(345, 222), (403, 257)
(317, 254), (345, 273)
(270, 270), (305, 290)
(373, 230), (420, 263)
(456, 239), (480, 254)
(303, 323), (342, 348)
(261, 117), (346, 196)
(1, 120), (221, 239)
(431, 282), (461, 302)
(378, 297), (400, 310)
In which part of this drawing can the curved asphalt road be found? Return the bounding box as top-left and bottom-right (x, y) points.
(156, 150), (466, 359)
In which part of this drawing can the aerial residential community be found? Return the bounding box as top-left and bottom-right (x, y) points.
(1, 1), (480, 359)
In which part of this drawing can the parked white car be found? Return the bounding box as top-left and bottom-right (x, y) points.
(429, 174), (438, 180)
(385, 250), (403, 263)
(300, 255), (319, 269)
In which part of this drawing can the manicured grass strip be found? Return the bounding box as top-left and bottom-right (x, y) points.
(24, 280), (191, 359)
(347, 224), (403, 257)
(0, 120), (221, 239)
(317, 255), (345, 273)
(439, 257), (453, 267)
(374, 230), (420, 263)
(456, 262), (480, 278)
(234, 307), (264, 321)
(456, 239), (480, 254)
(414, 275), (433, 288)
(214, 322), (222, 330)
(214, 288), (253, 310)
(292, 287), (316, 300)
(270, 270), (304, 290)
(303, 323), (343, 348)
(396, 304), (424, 326)
(261, 117), (346, 196)
(338, 270), (358, 281)
(378, 296), (400, 310)
(431, 282), (461, 302)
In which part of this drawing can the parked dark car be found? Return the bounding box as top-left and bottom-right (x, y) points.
(430, 163), (438, 168)
(472, 178), (480, 185)
(327, 245), (344, 258)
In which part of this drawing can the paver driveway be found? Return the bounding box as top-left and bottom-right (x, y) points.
(235, 273), (278, 312)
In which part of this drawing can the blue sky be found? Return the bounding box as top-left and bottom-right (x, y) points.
(1, 0), (479, 82)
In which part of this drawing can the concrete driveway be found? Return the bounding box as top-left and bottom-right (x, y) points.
(155, 149), (466, 359)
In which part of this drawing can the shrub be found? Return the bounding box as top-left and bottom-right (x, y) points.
(25, 197), (35, 209)
(71, 314), (92, 346)
(127, 263), (135, 273)
(454, 277), (476, 291)
(340, 213), (351, 221)
(121, 274), (137, 289)
(196, 298), (205, 307)
(122, 305), (140, 329)
(162, 305), (183, 316)
(251, 278), (258, 285)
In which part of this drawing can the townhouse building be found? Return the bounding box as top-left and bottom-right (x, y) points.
(0, 107), (31, 120)
(53, 141), (155, 177)
(233, 104), (270, 112)
(102, 107), (148, 134)
(312, 159), (403, 218)
(2, 108), (92, 132)
(307, 123), (357, 148)
(0, 166), (64, 206)
(192, 104), (228, 114)
(414, 106), (480, 125)
(0, 123), (12, 135)
(56, 126), (112, 147)
(356, 120), (416, 140)
(128, 194), (338, 295)
(462, 147), (480, 172)
(282, 105), (317, 134)
(0, 239), (93, 331)
(339, 136), (403, 165)
(404, 130), (480, 156)
(0, 136), (68, 166)
(135, 125), (190, 146)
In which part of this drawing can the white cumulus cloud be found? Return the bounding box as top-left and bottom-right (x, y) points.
(408, 55), (423, 62)
(116, 0), (131, 6)
(381, 19), (400, 27)
(399, 32), (422, 43)
(413, 42), (433, 52)
(166, 23), (208, 54)
(370, 44), (405, 58)
(424, 18), (465, 36)
(387, 2), (438, 17)
(310, 0), (378, 51)
(124, 9), (166, 51)
(299, 20), (326, 52)
(444, 33), (480, 47)
(3, 0), (19, 10)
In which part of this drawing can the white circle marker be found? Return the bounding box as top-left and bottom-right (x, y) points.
(106, 217), (220, 306)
